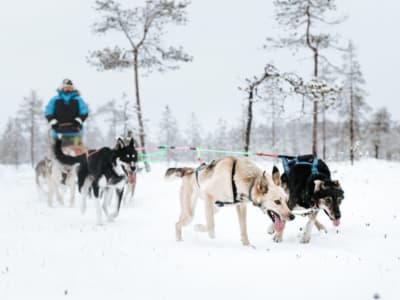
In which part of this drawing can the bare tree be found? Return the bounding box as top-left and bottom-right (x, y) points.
(89, 0), (192, 171)
(240, 65), (282, 154)
(18, 90), (44, 166)
(240, 64), (309, 154)
(240, 63), (340, 156)
(266, 0), (345, 155)
(158, 105), (180, 164)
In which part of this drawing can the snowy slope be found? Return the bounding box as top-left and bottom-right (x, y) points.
(0, 159), (399, 300)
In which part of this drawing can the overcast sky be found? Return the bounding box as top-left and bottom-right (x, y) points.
(0, 0), (399, 138)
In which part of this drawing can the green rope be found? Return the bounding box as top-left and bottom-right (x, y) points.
(195, 147), (254, 156)
(139, 146), (166, 163)
(137, 145), (258, 163)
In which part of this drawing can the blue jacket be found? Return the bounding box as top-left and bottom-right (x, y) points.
(45, 90), (89, 138)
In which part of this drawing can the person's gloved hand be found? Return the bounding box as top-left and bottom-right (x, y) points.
(74, 117), (83, 129)
(49, 119), (58, 130)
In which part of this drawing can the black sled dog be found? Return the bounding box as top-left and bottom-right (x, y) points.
(271, 155), (344, 243)
(53, 138), (138, 224)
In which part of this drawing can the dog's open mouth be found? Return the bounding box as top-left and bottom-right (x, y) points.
(268, 210), (284, 232)
(323, 209), (341, 227)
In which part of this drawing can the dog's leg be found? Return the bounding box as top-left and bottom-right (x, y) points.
(204, 195), (216, 239)
(121, 184), (128, 206)
(109, 188), (124, 220)
(175, 181), (194, 241)
(314, 219), (327, 233)
(67, 173), (76, 207)
(102, 188), (115, 221)
(301, 211), (327, 243)
(236, 203), (254, 248)
(301, 218), (313, 243)
(46, 176), (53, 207)
(301, 214), (317, 243)
(312, 211), (327, 233)
(80, 178), (92, 214)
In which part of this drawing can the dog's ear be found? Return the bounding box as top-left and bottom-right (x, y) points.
(115, 138), (125, 150)
(332, 180), (341, 188)
(272, 166), (281, 186)
(128, 138), (134, 148)
(314, 179), (324, 192)
(257, 171), (269, 194)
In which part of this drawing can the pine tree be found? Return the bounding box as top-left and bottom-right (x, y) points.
(0, 118), (27, 166)
(341, 41), (369, 164)
(158, 105), (180, 163)
(370, 107), (391, 159)
(18, 90), (44, 166)
(89, 0), (192, 171)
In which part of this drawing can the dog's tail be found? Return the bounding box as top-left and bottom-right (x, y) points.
(53, 138), (85, 166)
(164, 167), (194, 181)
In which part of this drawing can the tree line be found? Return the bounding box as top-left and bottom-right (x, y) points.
(0, 91), (398, 167)
(1, 0), (399, 167)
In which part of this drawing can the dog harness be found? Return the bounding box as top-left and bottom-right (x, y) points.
(195, 162), (209, 188)
(214, 159), (261, 208)
(279, 155), (319, 176)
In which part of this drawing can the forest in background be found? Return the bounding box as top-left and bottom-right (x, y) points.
(1, 0), (399, 166)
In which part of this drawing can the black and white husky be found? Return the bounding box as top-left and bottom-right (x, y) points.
(53, 138), (138, 224)
(271, 155), (344, 243)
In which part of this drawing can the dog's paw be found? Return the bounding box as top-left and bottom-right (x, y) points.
(273, 234), (283, 243)
(300, 235), (311, 244)
(208, 229), (215, 239)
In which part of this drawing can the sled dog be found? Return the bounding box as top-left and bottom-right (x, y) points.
(272, 155), (344, 243)
(35, 156), (77, 207)
(53, 138), (138, 224)
(35, 157), (52, 189)
(165, 156), (295, 247)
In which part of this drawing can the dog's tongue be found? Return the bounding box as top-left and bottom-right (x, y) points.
(333, 219), (340, 227)
(128, 174), (136, 184)
(273, 216), (284, 232)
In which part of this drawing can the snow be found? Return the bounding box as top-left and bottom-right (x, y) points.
(1, 159), (400, 300)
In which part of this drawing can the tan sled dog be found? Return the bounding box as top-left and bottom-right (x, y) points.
(165, 156), (295, 247)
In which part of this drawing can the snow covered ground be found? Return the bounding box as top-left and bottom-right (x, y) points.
(0, 159), (399, 300)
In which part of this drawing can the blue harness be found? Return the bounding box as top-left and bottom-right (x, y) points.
(280, 156), (320, 176)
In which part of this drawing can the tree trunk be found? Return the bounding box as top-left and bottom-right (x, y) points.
(271, 97), (276, 152)
(133, 49), (150, 172)
(349, 94), (355, 165)
(30, 108), (35, 167)
(244, 89), (254, 155)
(312, 51), (319, 156)
(306, 3), (319, 156)
(322, 96), (326, 160)
(349, 49), (355, 165)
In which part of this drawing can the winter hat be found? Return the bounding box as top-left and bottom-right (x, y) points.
(61, 78), (74, 89)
